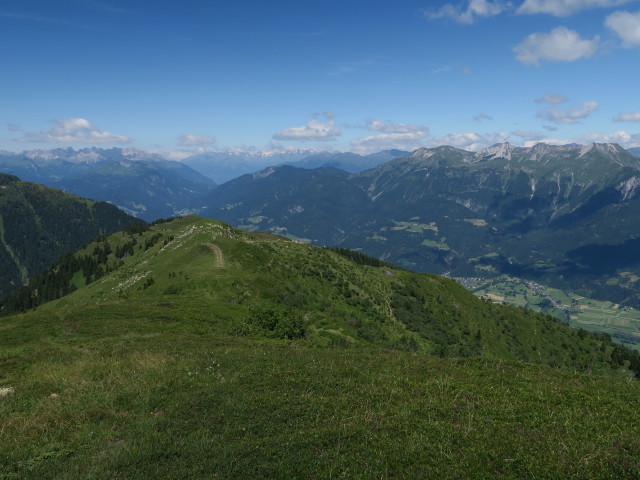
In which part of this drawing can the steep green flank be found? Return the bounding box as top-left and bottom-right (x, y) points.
(3, 215), (637, 372)
(0, 173), (143, 299)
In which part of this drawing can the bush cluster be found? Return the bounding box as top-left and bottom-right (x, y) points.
(230, 305), (306, 340)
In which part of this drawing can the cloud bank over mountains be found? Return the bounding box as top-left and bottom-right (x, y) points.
(17, 118), (131, 145)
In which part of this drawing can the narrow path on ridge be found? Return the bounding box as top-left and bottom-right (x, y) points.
(202, 243), (225, 268)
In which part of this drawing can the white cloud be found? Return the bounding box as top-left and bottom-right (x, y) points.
(521, 137), (570, 147)
(573, 130), (640, 147)
(614, 110), (640, 122)
(165, 150), (194, 161)
(7, 123), (21, 132)
(350, 120), (430, 154)
(350, 132), (429, 153)
(512, 130), (545, 140)
(432, 65), (452, 74)
(425, 0), (511, 24)
(178, 133), (216, 147)
(473, 112), (494, 122)
(542, 124), (559, 131)
(273, 114), (341, 142)
(518, 0), (631, 16)
(538, 100), (599, 124)
(514, 27), (599, 66)
(18, 118), (131, 144)
(535, 93), (568, 104)
(364, 119), (429, 135)
(606, 10), (640, 46)
(426, 131), (510, 151)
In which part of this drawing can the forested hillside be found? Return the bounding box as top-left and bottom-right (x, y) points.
(0, 173), (143, 298)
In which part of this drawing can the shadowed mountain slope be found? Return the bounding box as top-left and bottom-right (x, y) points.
(0, 173), (143, 298)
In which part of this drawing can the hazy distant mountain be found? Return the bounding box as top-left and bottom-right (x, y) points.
(286, 149), (409, 173)
(197, 166), (370, 243)
(629, 147), (640, 158)
(0, 173), (141, 298)
(181, 149), (408, 183)
(197, 142), (640, 307)
(51, 159), (215, 221)
(0, 148), (215, 221)
(180, 151), (313, 184)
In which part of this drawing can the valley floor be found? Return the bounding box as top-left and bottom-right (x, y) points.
(460, 275), (640, 349)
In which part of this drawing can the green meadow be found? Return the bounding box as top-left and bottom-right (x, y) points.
(2, 216), (640, 479)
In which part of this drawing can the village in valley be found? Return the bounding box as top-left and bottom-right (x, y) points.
(455, 275), (640, 349)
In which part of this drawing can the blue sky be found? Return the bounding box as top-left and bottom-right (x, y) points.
(1, 0), (639, 157)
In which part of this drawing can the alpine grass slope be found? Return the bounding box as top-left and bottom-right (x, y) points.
(2, 216), (640, 478)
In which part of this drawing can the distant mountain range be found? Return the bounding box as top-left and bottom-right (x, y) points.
(4, 141), (640, 307)
(196, 142), (640, 307)
(0, 147), (409, 220)
(181, 149), (408, 183)
(0, 147), (216, 221)
(0, 173), (142, 298)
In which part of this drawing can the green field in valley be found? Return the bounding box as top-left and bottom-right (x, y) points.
(458, 275), (640, 349)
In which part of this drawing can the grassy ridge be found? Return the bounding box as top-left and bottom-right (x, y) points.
(4, 215), (634, 373)
(3, 215), (640, 478)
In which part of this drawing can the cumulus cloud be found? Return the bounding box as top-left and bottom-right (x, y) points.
(364, 119), (429, 135)
(614, 110), (640, 122)
(165, 151), (194, 161)
(517, 0), (631, 16)
(426, 131), (510, 151)
(512, 130), (545, 140)
(519, 137), (573, 147)
(514, 27), (599, 66)
(178, 133), (216, 147)
(18, 118), (131, 144)
(273, 113), (340, 142)
(538, 100), (599, 124)
(425, 0), (511, 24)
(535, 93), (568, 104)
(606, 10), (640, 46)
(349, 120), (430, 154)
(473, 112), (494, 122)
(480, 130), (639, 149)
(573, 130), (640, 147)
